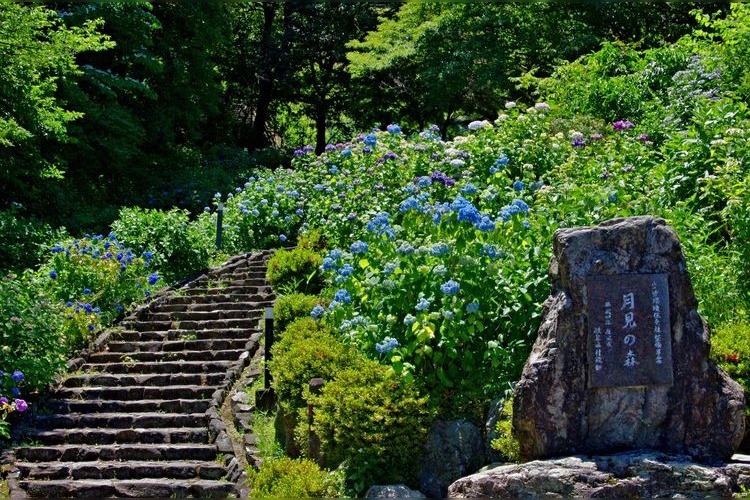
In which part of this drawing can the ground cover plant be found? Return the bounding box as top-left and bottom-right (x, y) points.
(1, 4), (749, 494)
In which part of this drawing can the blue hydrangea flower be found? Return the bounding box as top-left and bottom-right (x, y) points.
(449, 159), (466, 168)
(466, 301), (480, 314)
(310, 305), (325, 319)
(512, 180), (526, 192)
(440, 280), (460, 295)
(364, 133), (377, 147)
(329, 249), (344, 260)
(375, 336), (400, 354)
(338, 264), (354, 278)
(427, 242), (448, 257)
(475, 215), (496, 232)
(334, 289), (352, 304)
(380, 262), (397, 276)
(415, 298), (431, 311)
(366, 212), (395, 239)
(83, 288), (91, 295)
(350, 241), (369, 255)
(11, 371), (24, 383)
(460, 184), (478, 195)
(148, 273), (159, 286)
(397, 242), (415, 255)
(49, 270), (57, 279)
(481, 244), (500, 260)
(403, 314), (417, 326)
(512, 199), (530, 215)
(458, 204), (481, 225)
(399, 197), (423, 213)
(328, 166), (340, 174)
(341, 148), (353, 158)
(386, 124), (401, 135)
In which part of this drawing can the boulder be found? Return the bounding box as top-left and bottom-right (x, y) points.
(366, 485), (426, 498)
(448, 450), (750, 498)
(419, 419), (483, 498)
(513, 216), (744, 462)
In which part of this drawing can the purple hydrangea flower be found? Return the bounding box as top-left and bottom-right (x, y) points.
(612, 120), (635, 130)
(15, 398), (27, 412)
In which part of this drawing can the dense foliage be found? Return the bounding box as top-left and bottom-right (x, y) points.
(3, 2), (750, 495)
(0, 2), (718, 236)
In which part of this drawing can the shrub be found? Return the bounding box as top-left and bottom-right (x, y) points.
(0, 272), (66, 392)
(266, 247), (324, 295)
(490, 398), (521, 463)
(110, 207), (211, 284)
(712, 321), (750, 403)
(308, 359), (433, 495)
(246, 456), (345, 498)
(297, 228), (328, 252)
(274, 293), (325, 335)
(268, 317), (358, 414)
(40, 234), (160, 349)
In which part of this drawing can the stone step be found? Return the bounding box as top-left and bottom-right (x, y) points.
(26, 427), (209, 446)
(61, 373), (226, 388)
(162, 294), (274, 306)
(16, 459), (226, 481)
(88, 348), (247, 363)
(186, 300), (273, 312)
(20, 478), (235, 498)
(43, 398), (212, 415)
(79, 360), (233, 375)
(112, 328), (261, 342)
(15, 443), (220, 463)
(192, 277), (267, 287)
(34, 412), (207, 430)
(178, 285), (272, 297)
(104, 338), (251, 354)
(144, 309), (263, 322)
(54, 384), (221, 401)
(123, 317), (261, 332)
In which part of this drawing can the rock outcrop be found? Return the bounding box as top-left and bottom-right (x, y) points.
(448, 451), (750, 498)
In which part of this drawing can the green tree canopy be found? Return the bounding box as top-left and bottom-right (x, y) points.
(0, 3), (111, 207)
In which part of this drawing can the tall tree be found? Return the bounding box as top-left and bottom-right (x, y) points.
(222, 3), (290, 151)
(0, 3), (110, 213)
(284, 3), (380, 153)
(223, 3), (381, 153)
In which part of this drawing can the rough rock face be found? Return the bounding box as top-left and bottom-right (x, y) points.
(447, 451), (750, 498)
(366, 485), (426, 498)
(513, 216), (745, 462)
(419, 419), (483, 498)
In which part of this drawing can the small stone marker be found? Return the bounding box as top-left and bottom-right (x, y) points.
(513, 216), (745, 462)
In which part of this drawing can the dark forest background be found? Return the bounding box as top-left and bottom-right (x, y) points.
(1, 2), (724, 233)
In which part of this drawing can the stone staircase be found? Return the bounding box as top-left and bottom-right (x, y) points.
(7, 251), (274, 498)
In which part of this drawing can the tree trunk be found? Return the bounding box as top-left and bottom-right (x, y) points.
(315, 100), (327, 155)
(248, 4), (277, 150)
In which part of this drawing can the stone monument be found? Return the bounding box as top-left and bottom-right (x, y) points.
(512, 216), (744, 462)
